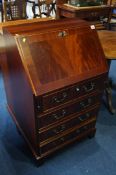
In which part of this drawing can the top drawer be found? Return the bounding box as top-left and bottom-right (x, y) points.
(36, 74), (107, 112)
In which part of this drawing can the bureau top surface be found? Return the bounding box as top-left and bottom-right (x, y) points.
(3, 19), (108, 96)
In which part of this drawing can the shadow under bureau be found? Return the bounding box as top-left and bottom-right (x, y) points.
(2, 18), (108, 163)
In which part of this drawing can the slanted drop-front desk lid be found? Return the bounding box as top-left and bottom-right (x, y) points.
(3, 19), (108, 96)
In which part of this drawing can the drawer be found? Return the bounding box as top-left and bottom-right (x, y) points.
(40, 121), (96, 154)
(39, 108), (98, 142)
(38, 94), (101, 128)
(37, 75), (107, 111)
(76, 9), (110, 19)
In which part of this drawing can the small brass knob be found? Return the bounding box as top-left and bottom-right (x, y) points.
(22, 38), (26, 43)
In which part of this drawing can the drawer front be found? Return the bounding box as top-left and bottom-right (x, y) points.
(39, 108), (98, 142)
(40, 75), (106, 111)
(40, 121), (96, 154)
(76, 9), (110, 19)
(38, 94), (101, 128)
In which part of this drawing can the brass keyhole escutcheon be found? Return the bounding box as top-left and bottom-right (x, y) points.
(58, 31), (68, 37)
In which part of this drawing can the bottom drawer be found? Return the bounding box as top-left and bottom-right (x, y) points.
(40, 121), (96, 155)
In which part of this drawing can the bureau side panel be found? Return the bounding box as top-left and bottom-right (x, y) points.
(2, 32), (38, 154)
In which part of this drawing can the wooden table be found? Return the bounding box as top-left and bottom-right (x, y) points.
(57, 3), (114, 19)
(57, 3), (114, 26)
(98, 30), (116, 59)
(98, 30), (116, 114)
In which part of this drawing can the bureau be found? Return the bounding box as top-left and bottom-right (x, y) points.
(2, 18), (108, 163)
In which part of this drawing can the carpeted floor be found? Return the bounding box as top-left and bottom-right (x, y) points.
(0, 61), (116, 175)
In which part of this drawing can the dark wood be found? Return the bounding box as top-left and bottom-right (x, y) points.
(2, 18), (108, 161)
(0, 17), (53, 31)
(56, 1), (115, 29)
(56, 0), (113, 5)
(57, 5), (114, 20)
(56, 0), (67, 5)
(38, 105), (100, 128)
(40, 123), (96, 156)
(4, 20), (108, 96)
(1, 30), (38, 153)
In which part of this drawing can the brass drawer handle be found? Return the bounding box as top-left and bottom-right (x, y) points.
(83, 125), (88, 130)
(60, 137), (65, 142)
(53, 137), (65, 146)
(76, 129), (81, 134)
(86, 113), (90, 118)
(83, 82), (95, 92)
(78, 113), (90, 122)
(80, 98), (92, 108)
(76, 87), (80, 92)
(53, 92), (67, 103)
(78, 116), (84, 122)
(53, 109), (66, 120)
(53, 125), (66, 134)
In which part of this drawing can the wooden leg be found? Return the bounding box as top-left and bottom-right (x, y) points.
(88, 129), (96, 139)
(104, 60), (116, 114)
(105, 79), (116, 114)
(34, 158), (44, 167)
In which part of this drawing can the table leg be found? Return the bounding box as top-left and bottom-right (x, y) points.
(105, 79), (116, 114)
(105, 60), (116, 114)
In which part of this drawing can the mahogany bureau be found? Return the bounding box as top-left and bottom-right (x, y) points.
(2, 19), (108, 163)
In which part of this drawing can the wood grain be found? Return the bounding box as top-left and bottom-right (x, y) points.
(98, 30), (116, 59)
(2, 18), (108, 161)
(11, 19), (108, 95)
